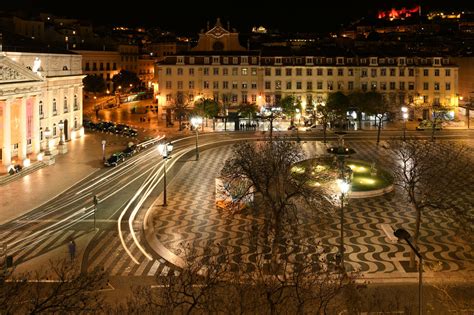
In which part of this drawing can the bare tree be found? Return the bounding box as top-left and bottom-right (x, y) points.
(119, 241), (355, 315)
(389, 139), (473, 266)
(221, 139), (331, 238)
(0, 259), (107, 314)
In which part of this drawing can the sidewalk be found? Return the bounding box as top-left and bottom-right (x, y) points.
(0, 132), (133, 225)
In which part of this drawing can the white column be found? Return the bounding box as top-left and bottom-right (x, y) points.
(2, 99), (12, 168)
(19, 97), (28, 160)
(32, 96), (41, 154)
(78, 86), (84, 128)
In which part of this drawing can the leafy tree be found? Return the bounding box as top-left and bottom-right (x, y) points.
(326, 92), (350, 130)
(348, 91), (367, 130)
(316, 103), (334, 143)
(112, 70), (141, 92)
(258, 110), (280, 141)
(83, 75), (106, 94)
(194, 98), (220, 129)
(362, 91), (393, 145)
(389, 140), (473, 267)
(170, 93), (193, 131)
(238, 103), (258, 125)
(280, 95), (302, 126)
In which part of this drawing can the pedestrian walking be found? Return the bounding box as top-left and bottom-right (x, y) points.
(68, 240), (76, 261)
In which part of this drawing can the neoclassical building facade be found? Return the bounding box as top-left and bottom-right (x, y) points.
(155, 21), (459, 121)
(0, 51), (84, 172)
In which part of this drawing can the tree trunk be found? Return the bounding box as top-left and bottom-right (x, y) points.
(358, 112), (363, 130)
(323, 124), (327, 143)
(376, 116), (382, 145)
(412, 204), (422, 269)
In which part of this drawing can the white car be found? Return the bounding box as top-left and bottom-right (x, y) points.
(305, 124), (324, 131)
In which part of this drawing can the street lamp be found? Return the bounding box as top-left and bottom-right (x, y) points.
(394, 228), (423, 315)
(401, 106), (408, 141)
(336, 178), (351, 269)
(57, 120), (68, 154)
(102, 140), (107, 162)
(44, 127), (52, 156)
(190, 116), (203, 160)
(158, 142), (173, 206)
(58, 120), (64, 145)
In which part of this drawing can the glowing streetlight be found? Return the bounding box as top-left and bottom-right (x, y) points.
(191, 116), (203, 160)
(158, 142), (174, 206)
(101, 140), (107, 162)
(401, 106), (408, 141)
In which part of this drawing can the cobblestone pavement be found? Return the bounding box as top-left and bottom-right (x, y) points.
(150, 139), (474, 275)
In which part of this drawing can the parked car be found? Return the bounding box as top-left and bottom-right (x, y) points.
(123, 144), (138, 157)
(104, 152), (126, 167)
(416, 120), (442, 130)
(305, 124), (324, 131)
(123, 128), (138, 137)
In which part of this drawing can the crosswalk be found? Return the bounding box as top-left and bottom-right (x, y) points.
(0, 228), (176, 277)
(84, 230), (177, 277)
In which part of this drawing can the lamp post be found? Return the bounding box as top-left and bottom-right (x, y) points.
(101, 140), (107, 162)
(57, 120), (68, 154)
(58, 120), (64, 145)
(337, 179), (350, 269)
(44, 127), (52, 156)
(158, 142), (173, 206)
(191, 116), (203, 160)
(42, 127), (55, 165)
(394, 228), (423, 315)
(401, 106), (408, 141)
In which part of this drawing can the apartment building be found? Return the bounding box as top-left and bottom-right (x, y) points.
(157, 52), (458, 119)
(155, 19), (459, 120)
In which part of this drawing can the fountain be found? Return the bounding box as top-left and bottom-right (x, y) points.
(292, 133), (394, 198)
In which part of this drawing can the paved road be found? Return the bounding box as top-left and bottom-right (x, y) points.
(2, 131), (473, 280)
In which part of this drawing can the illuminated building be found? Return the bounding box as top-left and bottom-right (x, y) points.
(0, 48), (84, 172)
(155, 20), (459, 122)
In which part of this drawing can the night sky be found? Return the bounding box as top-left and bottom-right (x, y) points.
(3, 0), (473, 34)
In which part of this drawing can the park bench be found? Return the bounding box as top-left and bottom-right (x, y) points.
(380, 223), (398, 243)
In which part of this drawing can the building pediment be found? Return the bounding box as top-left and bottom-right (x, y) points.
(206, 25), (230, 39)
(0, 55), (44, 84)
